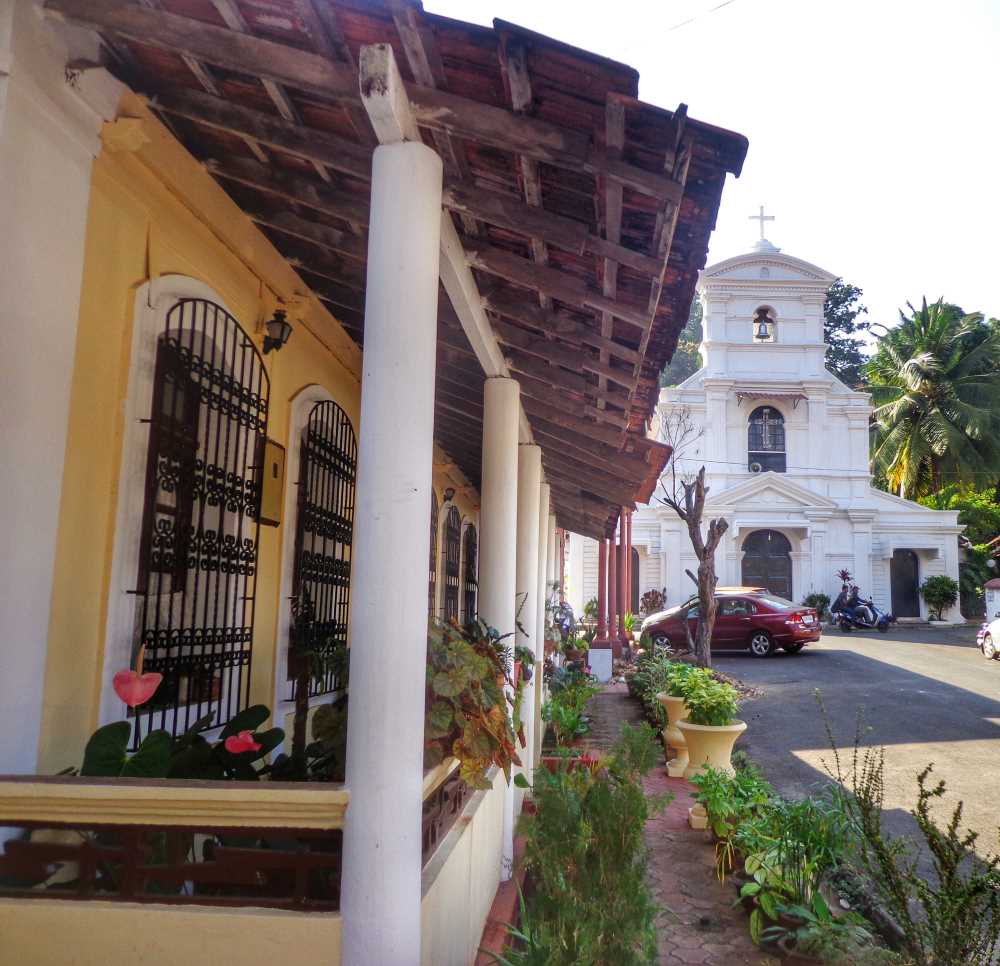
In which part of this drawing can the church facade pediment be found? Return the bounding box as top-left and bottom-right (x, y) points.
(703, 472), (840, 512)
(701, 252), (837, 288)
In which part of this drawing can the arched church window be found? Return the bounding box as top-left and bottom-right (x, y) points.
(752, 306), (776, 343)
(429, 492), (438, 616)
(463, 525), (478, 622)
(443, 507), (461, 621)
(748, 406), (786, 473)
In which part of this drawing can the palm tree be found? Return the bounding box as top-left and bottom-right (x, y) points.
(866, 298), (1000, 500)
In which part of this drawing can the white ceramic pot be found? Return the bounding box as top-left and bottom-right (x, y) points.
(655, 692), (691, 778)
(688, 803), (709, 830)
(677, 719), (747, 779)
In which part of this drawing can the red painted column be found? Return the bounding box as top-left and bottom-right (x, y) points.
(607, 532), (617, 647)
(617, 518), (627, 645)
(596, 537), (608, 640)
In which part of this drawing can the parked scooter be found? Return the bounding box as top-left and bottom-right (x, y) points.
(836, 590), (896, 633)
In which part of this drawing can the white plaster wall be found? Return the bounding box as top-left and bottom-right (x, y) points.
(0, 3), (120, 773)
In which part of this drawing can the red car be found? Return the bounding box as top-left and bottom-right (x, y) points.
(640, 589), (822, 657)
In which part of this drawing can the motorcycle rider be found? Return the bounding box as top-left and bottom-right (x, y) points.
(831, 584), (852, 622)
(849, 585), (876, 626)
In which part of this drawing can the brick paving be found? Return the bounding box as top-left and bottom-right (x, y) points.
(585, 684), (777, 966)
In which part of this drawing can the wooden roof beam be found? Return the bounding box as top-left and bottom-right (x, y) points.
(44, 0), (689, 200)
(468, 244), (650, 329)
(513, 372), (627, 429)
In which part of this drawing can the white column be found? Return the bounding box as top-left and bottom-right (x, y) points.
(478, 376), (521, 880)
(341, 139), (443, 966)
(547, 512), (557, 589)
(515, 445), (541, 784)
(533, 483), (551, 769)
(0, 6), (121, 774)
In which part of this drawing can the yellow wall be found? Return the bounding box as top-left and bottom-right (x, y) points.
(37, 96), (362, 771)
(0, 900), (341, 966)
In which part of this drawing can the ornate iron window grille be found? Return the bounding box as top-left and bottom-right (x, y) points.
(289, 399), (357, 699)
(429, 492), (438, 616)
(132, 298), (269, 746)
(463, 525), (478, 622)
(443, 507), (461, 622)
(747, 406), (786, 473)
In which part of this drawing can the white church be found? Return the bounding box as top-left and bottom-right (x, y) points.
(571, 229), (964, 623)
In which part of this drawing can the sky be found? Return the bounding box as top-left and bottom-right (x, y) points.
(425, 0), (1000, 328)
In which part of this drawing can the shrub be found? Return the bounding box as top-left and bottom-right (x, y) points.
(542, 668), (598, 747)
(506, 724), (667, 965)
(919, 574), (959, 620)
(802, 592), (831, 620)
(828, 736), (1000, 965)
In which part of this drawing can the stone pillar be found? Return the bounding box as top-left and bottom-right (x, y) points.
(478, 376), (521, 881)
(342, 139), (443, 964)
(533, 482), (550, 767)
(849, 511), (875, 603)
(515, 444), (541, 784)
(596, 538), (608, 639)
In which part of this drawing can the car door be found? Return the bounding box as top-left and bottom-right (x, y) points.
(715, 598), (753, 648)
(683, 599), (700, 648)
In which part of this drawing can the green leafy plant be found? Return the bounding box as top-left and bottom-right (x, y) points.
(803, 592), (831, 620)
(690, 765), (773, 879)
(762, 892), (875, 962)
(505, 724), (667, 965)
(542, 668), (598, 747)
(682, 677), (739, 726)
(79, 705), (285, 782)
(425, 618), (522, 789)
(623, 612), (636, 633)
(920, 574), (959, 620)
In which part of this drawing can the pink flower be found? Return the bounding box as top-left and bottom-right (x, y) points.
(113, 670), (163, 708)
(224, 730), (262, 754)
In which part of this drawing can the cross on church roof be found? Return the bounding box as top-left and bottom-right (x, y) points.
(749, 205), (774, 240)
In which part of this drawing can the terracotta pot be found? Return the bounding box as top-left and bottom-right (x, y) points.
(655, 692), (691, 777)
(676, 719), (747, 779)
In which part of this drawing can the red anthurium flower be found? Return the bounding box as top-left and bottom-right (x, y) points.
(113, 670), (163, 708)
(224, 730), (263, 754)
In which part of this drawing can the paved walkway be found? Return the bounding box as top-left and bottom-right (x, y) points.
(585, 685), (776, 966)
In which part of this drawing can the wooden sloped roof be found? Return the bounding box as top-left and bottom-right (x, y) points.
(49, 0), (748, 538)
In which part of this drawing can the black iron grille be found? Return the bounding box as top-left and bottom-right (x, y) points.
(289, 399), (356, 699)
(443, 507), (461, 622)
(132, 298), (269, 746)
(463, 525), (478, 622)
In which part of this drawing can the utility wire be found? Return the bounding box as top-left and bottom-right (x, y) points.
(666, 0), (741, 32)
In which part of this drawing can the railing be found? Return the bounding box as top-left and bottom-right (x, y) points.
(0, 776), (348, 911)
(421, 759), (471, 865)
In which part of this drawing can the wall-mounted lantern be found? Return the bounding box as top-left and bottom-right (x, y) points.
(263, 309), (293, 354)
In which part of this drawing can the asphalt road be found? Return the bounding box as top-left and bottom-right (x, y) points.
(713, 623), (1000, 858)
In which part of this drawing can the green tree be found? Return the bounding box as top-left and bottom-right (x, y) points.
(866, 298), (1000, 499)
(823, 279), (870, 386)
(919, 485), (1000, 545)
(660, 299), (703, 387)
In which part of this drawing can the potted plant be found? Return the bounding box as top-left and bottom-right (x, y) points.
(677, 677), (746, 782)
(655, 662), (707, 778)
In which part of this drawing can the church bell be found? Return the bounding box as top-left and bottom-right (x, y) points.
(754, 317), (771, 341)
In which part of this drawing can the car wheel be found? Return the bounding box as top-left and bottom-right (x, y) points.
(749, 631), (774, 658)
(784, 643), (805, 655)
(984, 634), (997, 660)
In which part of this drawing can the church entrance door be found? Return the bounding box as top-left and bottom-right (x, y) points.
(741, 530), (792, 600)
(890, 549), (920, 617)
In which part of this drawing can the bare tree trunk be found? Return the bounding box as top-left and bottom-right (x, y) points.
(662, 466), (728, 668)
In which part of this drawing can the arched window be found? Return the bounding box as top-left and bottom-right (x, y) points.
(429, 492), (439, 616)
(443, 507), (462, 621)
(133, 297), (268, 744)
(290, 399), (356, 699)
(463, 525), (478, 622)
(748, 406), (786, 473)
